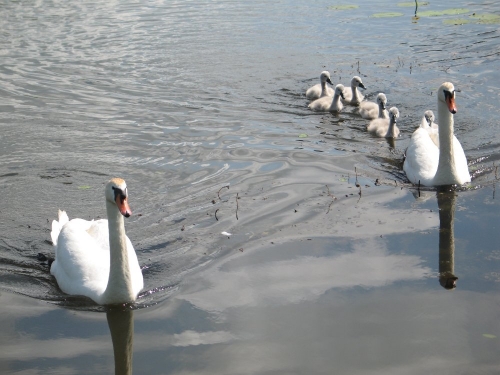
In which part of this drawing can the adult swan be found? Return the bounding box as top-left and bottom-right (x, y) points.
(50, 178), (143, 305)
(403, 82), (470, 187)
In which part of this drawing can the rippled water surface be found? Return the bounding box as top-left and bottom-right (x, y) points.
(1, 0), (500, 373)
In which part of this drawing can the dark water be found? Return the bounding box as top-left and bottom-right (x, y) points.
(1, 0), (500, 373)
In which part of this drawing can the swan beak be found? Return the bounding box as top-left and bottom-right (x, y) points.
(326, 78), (333, 85)
(446, 96), (457, 114)
(359, 83), (366, 89)
(340, 92), (345, 100)
(116, 195), (132, 218)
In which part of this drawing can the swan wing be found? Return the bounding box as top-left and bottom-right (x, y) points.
(50, 210), (69, 247)
(308, 96), (332, 111)
(359, 101), (378, 119)
(403, 128), (440, 186)
(452, 136), (471, 184)
(306, 83), (321, 100)
(125, 237), (144, 295)
(306, 84), (333, 100)
(51, 218), (110, 299)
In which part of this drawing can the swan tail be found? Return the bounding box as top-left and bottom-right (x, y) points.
(51, 210), (69, 247)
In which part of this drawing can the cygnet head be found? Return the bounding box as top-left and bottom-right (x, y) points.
(105, 178), (132, 217)
(335, 84), (345, 99)
(351, 76), (366, 89)
(438, 82), (457, 114)
(376, 93), (387, 109)
(389, 107), (399, 121)
(424, 110), (435, 125)
(320, 71), (333, 85)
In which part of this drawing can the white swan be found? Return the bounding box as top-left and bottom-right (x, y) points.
(342, 76), (366, 105)
(403, 82), (471, 186)
(308, 84), (345, 112)
(367, 107), (400, 138)
(50, 178), (143, 305)
(359, 93), (389, 120)
(306, 71), (334, 100)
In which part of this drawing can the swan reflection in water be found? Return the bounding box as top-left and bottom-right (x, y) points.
(107, 308), (134, 375)
(437, 190), (459, 290)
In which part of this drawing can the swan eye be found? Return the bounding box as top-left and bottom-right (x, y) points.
(443, 89), (455, 99)
(112, 186), (127, 203)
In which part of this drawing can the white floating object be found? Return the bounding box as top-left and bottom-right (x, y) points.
(221, 231), (232, 237)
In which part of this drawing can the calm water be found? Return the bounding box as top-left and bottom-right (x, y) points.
(1, 0), (500, 373)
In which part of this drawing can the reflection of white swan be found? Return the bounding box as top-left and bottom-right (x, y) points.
(341, 76), (365, 105)
(403, 82), (471, 186)
(308, 84), (345, 112)
(437, 191), (458, 289)
(50, 178), (143, 305)
(359, 93), (388, 120)
(107, 309), (134, 375)
(367, 107), (400, 138)
(306, 71), (334, 100)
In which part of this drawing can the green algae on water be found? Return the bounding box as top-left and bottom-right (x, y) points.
(419, 8), (469, 17)
(443, 18), (471, 25)
(328, 5), (359, 11)
(397, 1), (429, 7)
(372, 12), (404, 18)
(482, 334), (497, 339)
(471, 13), (500, 24)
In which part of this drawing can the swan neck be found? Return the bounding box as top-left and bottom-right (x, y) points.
(435, 102), (458, 185)
(386, 117), (396, 137)
(103, 200), (134, 304)
(351, 85), (361, 104)
(331, 93), (341, 109)
(379, 105), (388, 119)
(320, 81), (327, 97)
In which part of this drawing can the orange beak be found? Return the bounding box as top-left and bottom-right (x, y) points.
(116, 195), (132, 218)
(446, 95), (457, 114)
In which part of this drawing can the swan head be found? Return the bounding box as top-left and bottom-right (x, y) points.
(320, 71), (333, 86)
(389, 107), (399, 121)
(351, 76), (366, 89)
(424, 110), (435, 125)
(438, 82), (457, 114)
(376, 93), (387, 109)
(335, 84), (345, 99)
(105, 178), (132, 217)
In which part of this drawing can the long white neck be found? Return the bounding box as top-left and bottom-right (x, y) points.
(386, 117), (397, 138)
(101, 200), (135, 304)
(378, 105), (388, 119)
(320, 81), (327, 97)
(351, 84), (361, 104)
(434, 101), (458, 185)
(330, 92), (341, 111)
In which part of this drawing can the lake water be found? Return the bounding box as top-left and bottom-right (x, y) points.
(1, 0), (500, 373)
